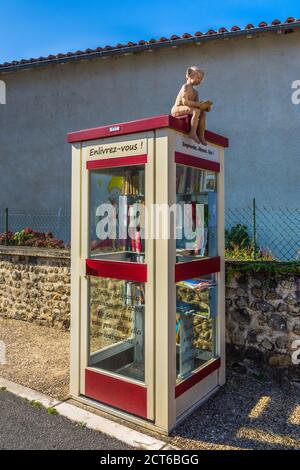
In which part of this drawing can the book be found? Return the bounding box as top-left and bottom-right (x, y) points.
(177, 278), (214, 291)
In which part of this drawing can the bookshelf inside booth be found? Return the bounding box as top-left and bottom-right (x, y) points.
(176, 164), (218, 263)
(89, 275), (146, 383)
(175, 162), (219, 382)
(87, 162), (147, 384)
(176, 274), (218, 381)
(90, 165), (146, 263)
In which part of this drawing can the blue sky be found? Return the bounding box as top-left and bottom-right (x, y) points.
(1, 0), (299, 62)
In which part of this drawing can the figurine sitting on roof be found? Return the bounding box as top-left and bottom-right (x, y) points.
(171, 66), (213, 145)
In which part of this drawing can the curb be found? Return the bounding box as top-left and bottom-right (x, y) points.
(0, 377), (175, 450)
(0, 377), (60, 408)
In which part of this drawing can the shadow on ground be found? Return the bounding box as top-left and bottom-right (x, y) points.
(171, 369), (300, 450)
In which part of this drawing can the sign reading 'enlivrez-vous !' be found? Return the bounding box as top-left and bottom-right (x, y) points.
(86, 139), (148, 161)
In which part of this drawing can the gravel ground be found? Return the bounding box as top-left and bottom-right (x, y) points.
(0, 318), (69, 400)
(1, 318), (299, 450)
(0, 390), (132, 450)
(171, 370), (300, 450)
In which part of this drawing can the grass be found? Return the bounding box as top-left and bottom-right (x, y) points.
(29, 401), (60, 416)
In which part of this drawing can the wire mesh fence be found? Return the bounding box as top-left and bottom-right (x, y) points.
(226, 200), (300, 261)
(0, 209), (71, 246)
(0, 202), (299, 260)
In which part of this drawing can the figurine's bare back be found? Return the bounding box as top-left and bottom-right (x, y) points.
(171, 67), (213, 145)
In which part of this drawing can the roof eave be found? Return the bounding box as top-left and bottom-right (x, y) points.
(1, 22), (299, 75)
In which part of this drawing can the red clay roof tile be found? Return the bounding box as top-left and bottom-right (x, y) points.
(1, 18), (300, 70)
(205, 29), (217, 35)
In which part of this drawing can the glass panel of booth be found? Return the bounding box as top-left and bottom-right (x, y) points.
(89, 165), (146, 263)
(88, 275), (145, 383)
(176, 164), (218, 263)
(176, 273), (218, 381)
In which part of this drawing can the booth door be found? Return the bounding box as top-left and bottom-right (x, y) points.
(80, 147), (154, 421)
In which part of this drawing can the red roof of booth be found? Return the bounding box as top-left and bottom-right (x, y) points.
(0, 17), (299, 73)
(67, 115), (229, 148)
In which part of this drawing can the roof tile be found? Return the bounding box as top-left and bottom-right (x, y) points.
(1, 17), (300, 70)
(205, 29), (217, 35)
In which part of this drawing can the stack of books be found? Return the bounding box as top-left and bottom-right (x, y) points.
(123, 170), (144, 196)
(177, 278), (214, 291)
(176, 167), (216, 194)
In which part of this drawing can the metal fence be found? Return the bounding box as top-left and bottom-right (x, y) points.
(226, 199), (300, 261)
(1, 202), (299, 260)
(0, 209), (71, 245)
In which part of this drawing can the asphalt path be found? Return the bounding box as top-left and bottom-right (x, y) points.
(0, 390), (133, 450)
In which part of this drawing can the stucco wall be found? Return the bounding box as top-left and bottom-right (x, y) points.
(0, 31), (299, 216)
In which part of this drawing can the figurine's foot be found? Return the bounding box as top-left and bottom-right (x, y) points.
(190, 132), (201, 144)
(199, 137), (208, 146)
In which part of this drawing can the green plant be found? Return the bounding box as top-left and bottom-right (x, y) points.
(30, 400), (44, 410)
(225, 224), (274, 261)
(79, 421), (87, 429)
(47, 407), (59, 416)
(0, 387), (7, 392)
(226, 261), (300, 284)
(225, 224), (251, 251)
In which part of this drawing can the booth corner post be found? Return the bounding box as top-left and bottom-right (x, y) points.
(68, 114), (228, 434)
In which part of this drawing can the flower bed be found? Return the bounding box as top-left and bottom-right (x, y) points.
(0, 227), (65, 249)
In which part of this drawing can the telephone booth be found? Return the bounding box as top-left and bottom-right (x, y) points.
(68, 115), (228, 434)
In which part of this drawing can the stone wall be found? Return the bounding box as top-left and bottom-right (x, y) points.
(226, 262), (300, 381)
(0, 247), (70, 329)
(0, 248), (299, 378)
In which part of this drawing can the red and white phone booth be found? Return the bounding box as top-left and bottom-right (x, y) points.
(68, 115), (228, 434)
